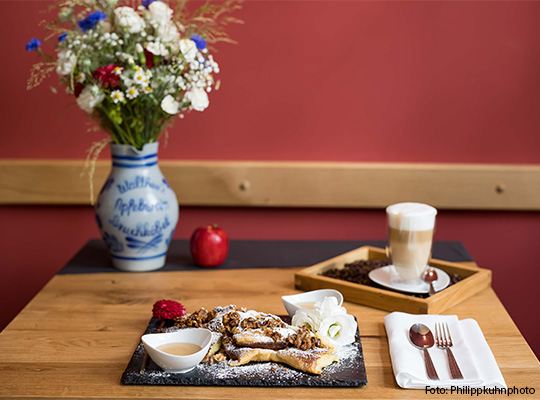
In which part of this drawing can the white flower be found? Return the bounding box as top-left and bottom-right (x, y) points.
(133, 69), (150, 87)
(292, 296), (357, 346)
(126, 87), (139, 99)
(76, 86), (104, 113)
(146, 41), (169, 57)
(56, 50), (77, 76)
(175, 76), (187, 90)
(156, 23), (180, 52)
(110, 90), (125, 104)
(114, 7), (145, 33)
(318, 314), (357, 346)
(133, 70), (145, 84)
(186, 87), (209, 111)
(135, 43), (144, 53)
(292, 310), (320, 331)
(147, 1), (173, 25)
(315, 296), (347, 318)
(179, 38), (198, 62)
(142, 85), (153, 94)
(161, 94), (181, 114)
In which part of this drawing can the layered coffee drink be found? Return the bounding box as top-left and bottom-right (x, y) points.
(386, 203), (437, 280)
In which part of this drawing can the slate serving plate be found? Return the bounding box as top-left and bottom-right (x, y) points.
(121, 316), (367, 387)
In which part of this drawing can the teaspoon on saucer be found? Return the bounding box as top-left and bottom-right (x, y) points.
(422, 268), (438, 296)
(409, 323), (440, 380)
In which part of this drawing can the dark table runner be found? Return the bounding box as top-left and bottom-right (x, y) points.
(58, 239), (473, 274)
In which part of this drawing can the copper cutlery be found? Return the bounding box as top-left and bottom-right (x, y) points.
(435, 322), (464, 380)
(409, 323), (440, 380)
(422, 267), (438, 296)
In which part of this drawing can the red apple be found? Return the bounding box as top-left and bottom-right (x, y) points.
(190, 224), (229, 267)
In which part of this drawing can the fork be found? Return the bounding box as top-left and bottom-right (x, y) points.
(435, 322), (464, 380)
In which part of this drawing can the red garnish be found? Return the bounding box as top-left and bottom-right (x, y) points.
(152, 299), (186, 321)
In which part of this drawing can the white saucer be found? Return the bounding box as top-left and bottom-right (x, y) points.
(368, 266), (450, 294)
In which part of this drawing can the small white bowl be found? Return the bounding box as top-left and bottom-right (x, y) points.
(281, 289), (344, 317)
(141, 328), (212, 373)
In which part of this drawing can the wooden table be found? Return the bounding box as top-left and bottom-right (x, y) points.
(1, 266), (539, 399)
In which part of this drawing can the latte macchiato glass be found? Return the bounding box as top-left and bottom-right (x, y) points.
(386, 202), (437, 281)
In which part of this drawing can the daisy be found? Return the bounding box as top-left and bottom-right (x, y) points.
(133, 70), (147, 86)
(110, 90), (125, 104)
(126, 87), (139, 99)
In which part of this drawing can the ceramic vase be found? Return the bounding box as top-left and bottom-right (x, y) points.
(95, 142), (179, 272)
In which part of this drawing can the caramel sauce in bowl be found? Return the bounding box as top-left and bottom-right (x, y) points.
(156, 342), (202, 356)
(281, 289), (344, 317)
(142, 328), (212, 373)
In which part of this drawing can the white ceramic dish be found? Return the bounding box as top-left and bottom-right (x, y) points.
(281, 289), (344, 317)
(368, 265), (450, 294)
(141, 328), (212, 373)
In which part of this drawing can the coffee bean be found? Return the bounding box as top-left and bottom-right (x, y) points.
(320, 259), (462, 298)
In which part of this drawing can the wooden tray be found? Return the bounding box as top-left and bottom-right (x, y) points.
(295, 246), (492, 314)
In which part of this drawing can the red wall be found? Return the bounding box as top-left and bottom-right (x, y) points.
(1, 1), (540, 357)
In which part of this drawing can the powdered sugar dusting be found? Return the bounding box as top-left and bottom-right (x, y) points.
(134, 340), (362, 384)
(198, 341), (361, 383)
(123, 314), (366, 387)
(196, 359), (307, 382)
(233, 329), (274, 343)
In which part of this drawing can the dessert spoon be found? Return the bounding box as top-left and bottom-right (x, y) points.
(409, 323), (440, 380)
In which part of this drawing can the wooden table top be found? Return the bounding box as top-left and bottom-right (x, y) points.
(1, 266), (539, 399)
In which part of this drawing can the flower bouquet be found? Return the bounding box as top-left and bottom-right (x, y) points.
(27, 0), (242, 149)
(26, 0), (242, 272)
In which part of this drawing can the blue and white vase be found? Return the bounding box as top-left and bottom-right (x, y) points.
(95, 142), (179, 272)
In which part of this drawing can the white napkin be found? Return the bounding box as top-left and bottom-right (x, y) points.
(384, 312), (507, 389)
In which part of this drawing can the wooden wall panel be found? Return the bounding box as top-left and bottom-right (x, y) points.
(1, 160), (539, 210)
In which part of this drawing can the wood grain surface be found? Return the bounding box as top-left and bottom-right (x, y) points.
(295, 246), (492, 314)
(2, 159), (540, 210)
(0, 267), (539, 399)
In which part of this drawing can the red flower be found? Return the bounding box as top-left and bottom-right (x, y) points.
(92, 64), (121, 89)
(152, 299), (186, 321)
(144, 48), (154, 69)
(74, 83), (84, 98)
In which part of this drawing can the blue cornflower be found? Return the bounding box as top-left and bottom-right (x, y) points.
(142, 0), (157, 9)
(78, 10), (107, 33)
(25, 38), (42, 52)
(190, 34), (206, 50)
(58, 33), (68, 42)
